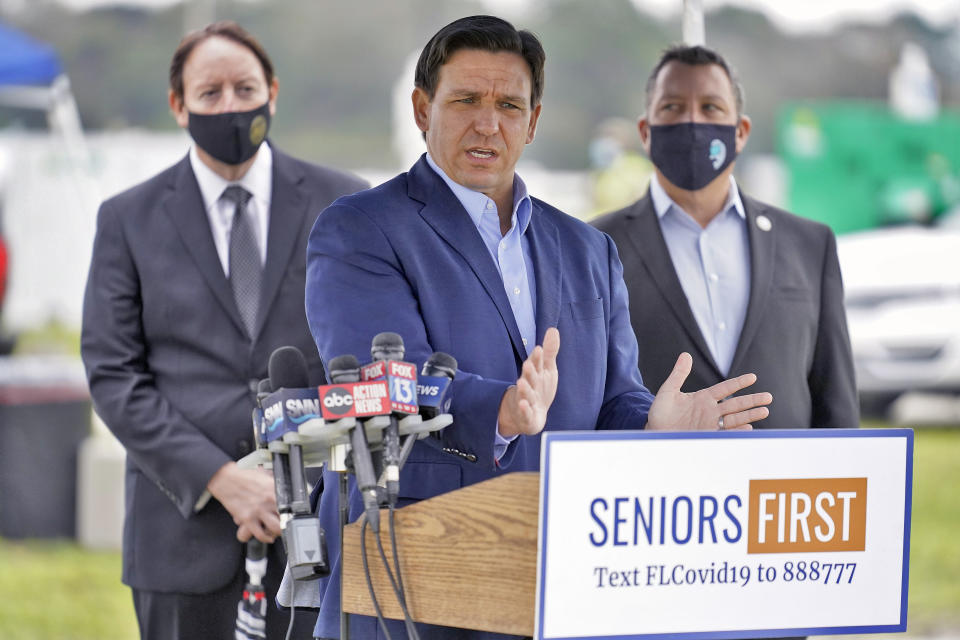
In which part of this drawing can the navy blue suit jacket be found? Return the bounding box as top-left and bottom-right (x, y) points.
(304, 156), (654, 638)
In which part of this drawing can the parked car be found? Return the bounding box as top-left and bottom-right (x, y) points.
(0, 229), (6, 312)
(0, 228), (11, 356)
(837, 213), (960, 416)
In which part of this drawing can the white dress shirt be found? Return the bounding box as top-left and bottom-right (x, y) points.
(650, 173), (751, 375)
(189, 142), (273, 275)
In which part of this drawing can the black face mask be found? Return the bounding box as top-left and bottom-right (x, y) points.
(187, 102), (271, 165)
(648, 122), (737, 191)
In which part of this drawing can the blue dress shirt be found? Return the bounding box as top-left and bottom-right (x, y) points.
(650, 174), (750, 375)
(425, 154), (536, 457)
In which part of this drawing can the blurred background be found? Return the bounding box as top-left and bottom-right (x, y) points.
(0, 0), (957, 638)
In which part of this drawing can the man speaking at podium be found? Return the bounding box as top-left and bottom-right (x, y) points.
(305, 15), (772, 639)
(81, 21), (365, 639)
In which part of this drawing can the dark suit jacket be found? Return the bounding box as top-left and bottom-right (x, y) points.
(592, 190), (859, 429)
(81, 147), (366, 594)
(304, 155), (655, 638)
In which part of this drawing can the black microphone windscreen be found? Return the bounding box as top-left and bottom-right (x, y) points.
(268, 346), (310, 390)
(423, 351), (457, 379)
(371, 332), (404, 361)
(328, 354), (361, 383)
(247, 539), (267, 561)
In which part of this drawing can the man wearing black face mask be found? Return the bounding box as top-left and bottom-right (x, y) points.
(81, 21), (365, 640)
(593, 45), (858, 443)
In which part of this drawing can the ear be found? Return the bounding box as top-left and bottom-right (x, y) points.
(412, 87), (431, 133)
(735, 114), (751, 154)
(169, 88), (188, 129)
(268, 76), (279, 117)
(526, 103), (542, 144)
(637, 115), (652, 155)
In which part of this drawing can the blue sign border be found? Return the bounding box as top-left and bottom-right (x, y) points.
(536, 428), (913, 640)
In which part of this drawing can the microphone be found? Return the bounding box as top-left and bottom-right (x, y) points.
(396, 351), (457, 467)
(253, 377), (293, 515)
(268, 347), (315, 514)
(257, 377), (273, 399)
(251, 379), (269, 461)
(365, 332), (418, 506)
(418, 351), (457, 420)
(253, 378), (272, 444)
(266, 346), (329, 580)
(237, 538), (268, 639)
(370, 331), (405, 361)
(326, 354), (381, 533)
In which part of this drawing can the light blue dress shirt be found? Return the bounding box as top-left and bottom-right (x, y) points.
(650, 174), (751, 375)
(425, 154), (536, 457)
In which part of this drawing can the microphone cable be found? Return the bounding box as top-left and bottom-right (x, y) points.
(386, 504), (420, 640)
(371, 507), (419, 640)
(284, 582), (297, 640)
(360, 508), (421, 640)
(361, 516), (394, 640)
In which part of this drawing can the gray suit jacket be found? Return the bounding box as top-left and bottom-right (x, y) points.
(81, 147), (366, 593)
(592, 190), (859, 429)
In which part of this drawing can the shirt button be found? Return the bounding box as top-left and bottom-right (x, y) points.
(522, 338), (528, 346)
(513, 287), (520, 295)
(718, 322), (727, 331)
(709, 273), (719, 282)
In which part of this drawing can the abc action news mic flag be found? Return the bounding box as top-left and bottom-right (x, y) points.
(317, 359), (454, 422)
(256, 353), (455, 443)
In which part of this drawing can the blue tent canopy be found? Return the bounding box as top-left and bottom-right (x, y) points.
(0, 23), (62, 87)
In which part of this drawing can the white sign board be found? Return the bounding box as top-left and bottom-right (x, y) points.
(535, 429), (912, 639)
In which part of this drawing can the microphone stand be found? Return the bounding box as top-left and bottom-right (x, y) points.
(329, 441), (351, 640)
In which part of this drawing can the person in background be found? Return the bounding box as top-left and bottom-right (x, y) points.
(81, 20), (366, 639)
(593, 46), (857, 437)
(592, 45), (859, 640)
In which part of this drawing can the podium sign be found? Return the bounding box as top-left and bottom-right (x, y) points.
(535, 429), (912, 639)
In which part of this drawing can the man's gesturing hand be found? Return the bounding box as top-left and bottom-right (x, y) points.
(207, 462), (281, 543)
(498, 328), (561, 438)
(647, 352), (773, 431)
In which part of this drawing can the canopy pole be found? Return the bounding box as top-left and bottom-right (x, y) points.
(682, 0), (706, 45)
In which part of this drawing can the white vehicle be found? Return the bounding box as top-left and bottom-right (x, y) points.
(837, 215), (960, 415)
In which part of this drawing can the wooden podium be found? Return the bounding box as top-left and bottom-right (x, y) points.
(341, 472), (539, 636)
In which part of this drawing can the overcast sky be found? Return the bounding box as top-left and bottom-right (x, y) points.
(44, 0), (960, 34)
(638, 0), (960, 34)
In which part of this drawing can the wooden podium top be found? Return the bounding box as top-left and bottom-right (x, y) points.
(342, 471), (540, 636)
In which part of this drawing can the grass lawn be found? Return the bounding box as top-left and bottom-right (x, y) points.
(1, 426), (958, 639)
(0, 540), (138, 640)
(901, 427), (960, 633)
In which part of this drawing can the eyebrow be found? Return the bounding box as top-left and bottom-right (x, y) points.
(193, 74), (262, 89)
(658, 91), (730, 105)
(499, 94), (528, 105)
(447, 88), (528, 106)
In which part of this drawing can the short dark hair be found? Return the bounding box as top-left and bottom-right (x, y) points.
(169, 21), (274, 101)
(645, 45), (744, 116)
(415, 15), (546, 108)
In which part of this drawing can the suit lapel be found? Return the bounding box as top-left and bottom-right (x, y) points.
(408, 158), (526, 361)
(624, 194), (722, 377)
(162, 156), (247, 337)
(254, 149), (307, 340)
(526, 202), (562, 344)
(729, 195), (776, 374)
